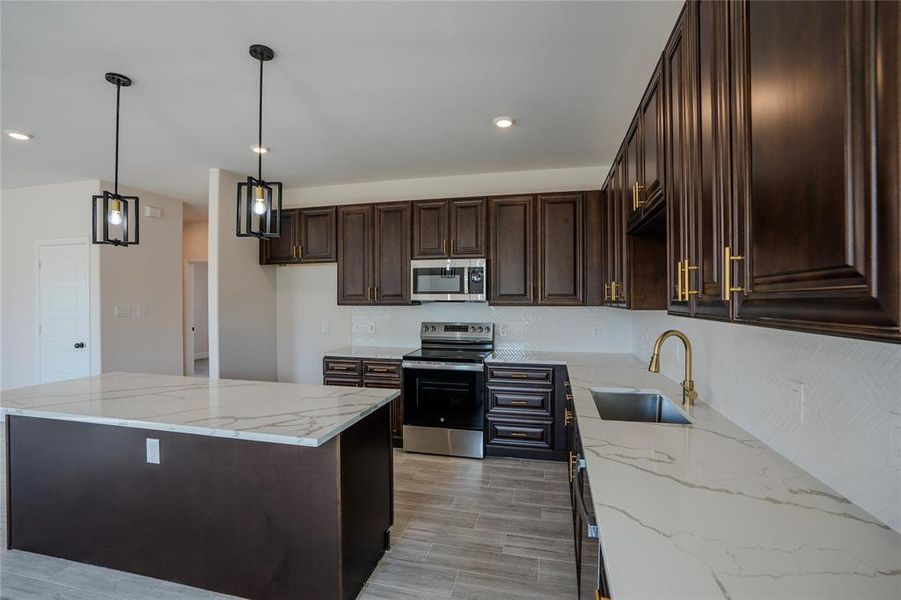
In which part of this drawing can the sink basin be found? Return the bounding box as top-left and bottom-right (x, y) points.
(592, 391), (692, 425)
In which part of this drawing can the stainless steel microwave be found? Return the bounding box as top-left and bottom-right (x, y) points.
(410, 258), (486, 302)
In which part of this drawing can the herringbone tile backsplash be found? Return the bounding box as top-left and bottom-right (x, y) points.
(632, 311), (901, 532)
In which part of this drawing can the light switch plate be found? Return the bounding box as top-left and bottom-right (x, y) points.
(136, 304), (149, 318)
(114, 304), (130, 318)
(146, 438), (160, 464)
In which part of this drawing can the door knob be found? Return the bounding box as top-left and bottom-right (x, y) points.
(74, 342), (86, 349)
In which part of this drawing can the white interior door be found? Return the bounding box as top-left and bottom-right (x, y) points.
(38, 242), (90, 383)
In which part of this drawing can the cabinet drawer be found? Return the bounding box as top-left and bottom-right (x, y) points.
(487, 418), (553, 450)
(323, 376), (362, 387)
(362, 360), (401, 381)
(324, 358), (362, 378)
(487, 386), (552, 416)
(487, 365), (554, 386)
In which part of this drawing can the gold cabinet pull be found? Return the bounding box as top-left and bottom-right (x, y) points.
(292, 245), (298, 259)
(510, 432), (529, 438)
(722, 246), (745, 301)
(510, 400), (529, 406)
(635, 181), (645, 209)
(371, 367), (390, 373)
(676, 260), (683, 301)
(683, 259), (698, 297)
(299, 243), (303, 258)
(443, 239), (448, 255)
(610, 281), (618, 300)
(604, 282), (610, 301)
(509, 372), (529, 379)
(331, 365), (349, 371)
(568, 451), (577, 482)
(564, 408), (573, 425)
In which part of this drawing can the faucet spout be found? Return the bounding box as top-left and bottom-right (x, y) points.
(647, 329), (697, 407)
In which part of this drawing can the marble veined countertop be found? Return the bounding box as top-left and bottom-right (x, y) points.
(490, 351), (901, 599)
(0, 372), (398, 447)
(323, 346), (414, 360)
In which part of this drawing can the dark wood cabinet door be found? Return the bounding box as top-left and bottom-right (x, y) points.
(298, 207), (336, 263)
(489, 195), (535, 305)
(411, 199), (449, 258)
(259, 209), (300, 265)
(689, 0), (731, 320)
(606, 158), (625, 306)
(584, 190), (607, 306)
(639, 57), (665, 214)
(449, 198), (487, 257)
(373, 202), (411, 305)
(624, 119), (641, 224)
(731, 0), (900, 342)
(665, 7), (692, 316)
(537, 193), (584, 305)
(337, 205), (373, 305)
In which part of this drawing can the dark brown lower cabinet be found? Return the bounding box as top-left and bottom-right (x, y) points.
(485, 363), (567, 461)
(6, 409), (392, 600)
(324, 356), (404, 447)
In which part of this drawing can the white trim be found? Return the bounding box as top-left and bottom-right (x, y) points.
(34, 238), (92, 383)
(194, 352), (209, 360)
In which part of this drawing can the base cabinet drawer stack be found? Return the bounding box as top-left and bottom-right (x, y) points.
(485, 364), (566, 461)
(323, 357), (403, 447)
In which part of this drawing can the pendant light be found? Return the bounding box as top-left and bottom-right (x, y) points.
(236, 44), (282, 238)
(92, 73), (139, 246)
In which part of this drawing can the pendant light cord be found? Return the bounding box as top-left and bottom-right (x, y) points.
(114, 81), (121, 195)
(258, 57), (263, 182)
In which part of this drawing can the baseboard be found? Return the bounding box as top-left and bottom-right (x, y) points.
(194, 352), (209, 360)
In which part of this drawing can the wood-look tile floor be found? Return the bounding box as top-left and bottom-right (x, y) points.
(0, 429), (576, 600)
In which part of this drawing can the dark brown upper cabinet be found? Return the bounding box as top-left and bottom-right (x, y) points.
(298, 207), (336, 262)
(729, 0), (899, 342)
(584, 190), (607, 306)
(665, 6), (691, 316)
(338, 203), (411, 306)
(372, 202), (411, 304)
(624, 118), (641, 226)
(638, 58), (665, 217)
(689, 0), (732, 321)
(536, 193), (584, 305)
(489, 195), (535, 305)
(337, 205), (373, 305)
(260, 209), (301, 265)
(260, 207), (336, 265)
(412, 198), (486, 258)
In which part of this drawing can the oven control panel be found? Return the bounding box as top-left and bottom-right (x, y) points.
(420, 321), (494, 342)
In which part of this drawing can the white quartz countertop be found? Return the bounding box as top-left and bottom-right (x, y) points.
(323, 346), (414, 360)
(488, 351), (901, 599)
(0, 372), (398, 447)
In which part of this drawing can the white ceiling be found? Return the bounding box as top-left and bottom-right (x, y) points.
(1, 1), (682, 212)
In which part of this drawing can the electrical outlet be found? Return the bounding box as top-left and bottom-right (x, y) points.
(321, 320), (329, 334)
(146, 438), (160, 464)
(789, 379), (806, 424)
(890, 413), (901, 469)
(368, 323), (376, 334)
(136, 304), (149, 318)
(114, 305), (130, 318)
(592, 325), (601, 337)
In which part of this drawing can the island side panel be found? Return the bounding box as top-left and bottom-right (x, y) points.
(339, 403), (393, 600)
(6, 415), (343, 600)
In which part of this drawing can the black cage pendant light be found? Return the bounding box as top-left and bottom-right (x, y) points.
(92, 73), (139, 246)
(237, 44), (282, 238)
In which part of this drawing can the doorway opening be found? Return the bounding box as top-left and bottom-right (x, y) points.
(184, 260), (209, 377)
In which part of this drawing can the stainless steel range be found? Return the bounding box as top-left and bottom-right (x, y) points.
(401, 322), (494, 459)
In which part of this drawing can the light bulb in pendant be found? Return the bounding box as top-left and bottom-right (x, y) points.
(108, 198), (124, 225)
(252, 186), (267, 215)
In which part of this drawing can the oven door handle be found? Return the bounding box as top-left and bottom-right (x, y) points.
(573, 457), (599, 539)
(402, 361), (485, 372)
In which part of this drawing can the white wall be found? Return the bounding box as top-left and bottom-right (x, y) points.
(192, 262), (208, 356)
(0, 181), (103, 389)
(283, 166), (607, 208)
(98, 183), (184, 376)
(632, 311), (901, 532)
(208, 168), (277, 381)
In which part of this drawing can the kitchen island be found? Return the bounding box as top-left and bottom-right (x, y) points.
(1, 372), (398, 600)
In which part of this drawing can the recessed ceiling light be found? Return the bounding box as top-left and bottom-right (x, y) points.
(251, 144), (269, 154)
(5, 130), (32, 141)
(493, 116), (515, 129)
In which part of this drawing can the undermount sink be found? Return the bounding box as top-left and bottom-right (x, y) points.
(592, 390), (692, 425)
